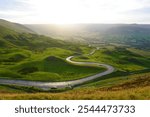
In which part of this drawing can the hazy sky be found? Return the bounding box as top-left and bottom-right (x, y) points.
(0, 0), (150, 24)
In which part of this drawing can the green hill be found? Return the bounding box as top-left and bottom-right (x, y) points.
(7, 56), (104, 81)
(73, 46), (150, 72)
(0, 19), (74, 50)
(0, 19), (34, 33)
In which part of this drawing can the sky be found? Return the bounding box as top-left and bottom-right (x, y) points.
(0, 0), (150, 24)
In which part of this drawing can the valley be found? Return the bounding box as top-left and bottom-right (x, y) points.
(0, 19), (149, 99)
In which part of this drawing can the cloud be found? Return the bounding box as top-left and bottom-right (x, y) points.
(0, 0), (150, 23)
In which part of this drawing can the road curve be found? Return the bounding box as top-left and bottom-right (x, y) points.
(0, 51), (115, 90)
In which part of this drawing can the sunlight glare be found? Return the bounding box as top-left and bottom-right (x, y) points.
(21, 0), (148, 24)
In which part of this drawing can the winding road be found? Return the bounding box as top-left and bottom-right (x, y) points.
(0, 49), (115, 90)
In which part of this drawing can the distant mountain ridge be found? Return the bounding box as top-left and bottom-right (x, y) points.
(0, 19), (150, 49)
(26, 24), (150, 49)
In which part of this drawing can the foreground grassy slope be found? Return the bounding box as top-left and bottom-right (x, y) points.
(0, 72), (149, 99)
(0, 87), (149, 99)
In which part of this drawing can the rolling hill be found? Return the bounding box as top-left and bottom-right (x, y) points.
(0, 19), (74, 50)
(0, 19), (104, 82)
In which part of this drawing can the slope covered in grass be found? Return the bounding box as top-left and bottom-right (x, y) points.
(0, 44), (105, 81)
(5, 56), (104, 81)
(73, 46), (150, 72)
(0, 19), (78, 51)
(0, 19), (33, 33)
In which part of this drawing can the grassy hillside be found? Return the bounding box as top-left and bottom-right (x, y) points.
(73, 46), (150, 72)
(5, 56), (104, 81)
(0, 19), (75, 50)
(0, 19), (105, 82)
(0, 19), (34, 33)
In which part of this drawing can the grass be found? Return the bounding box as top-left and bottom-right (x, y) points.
(19, 56), (105, 81)
(0, 42), (106, 82)
(0, 56), (105, 81)
(0, 69), (22, 78)
(0, 35), (107, 82)
(0, 85), (149, 100)
(81, 72), (150, 88)
(73, 46), (150, 72)
(127, 48), (150, 57)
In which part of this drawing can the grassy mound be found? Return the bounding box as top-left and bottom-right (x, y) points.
(25, 72), (61, 81)
(9, 56), (105, 81)
(0, 69), (22, 78)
